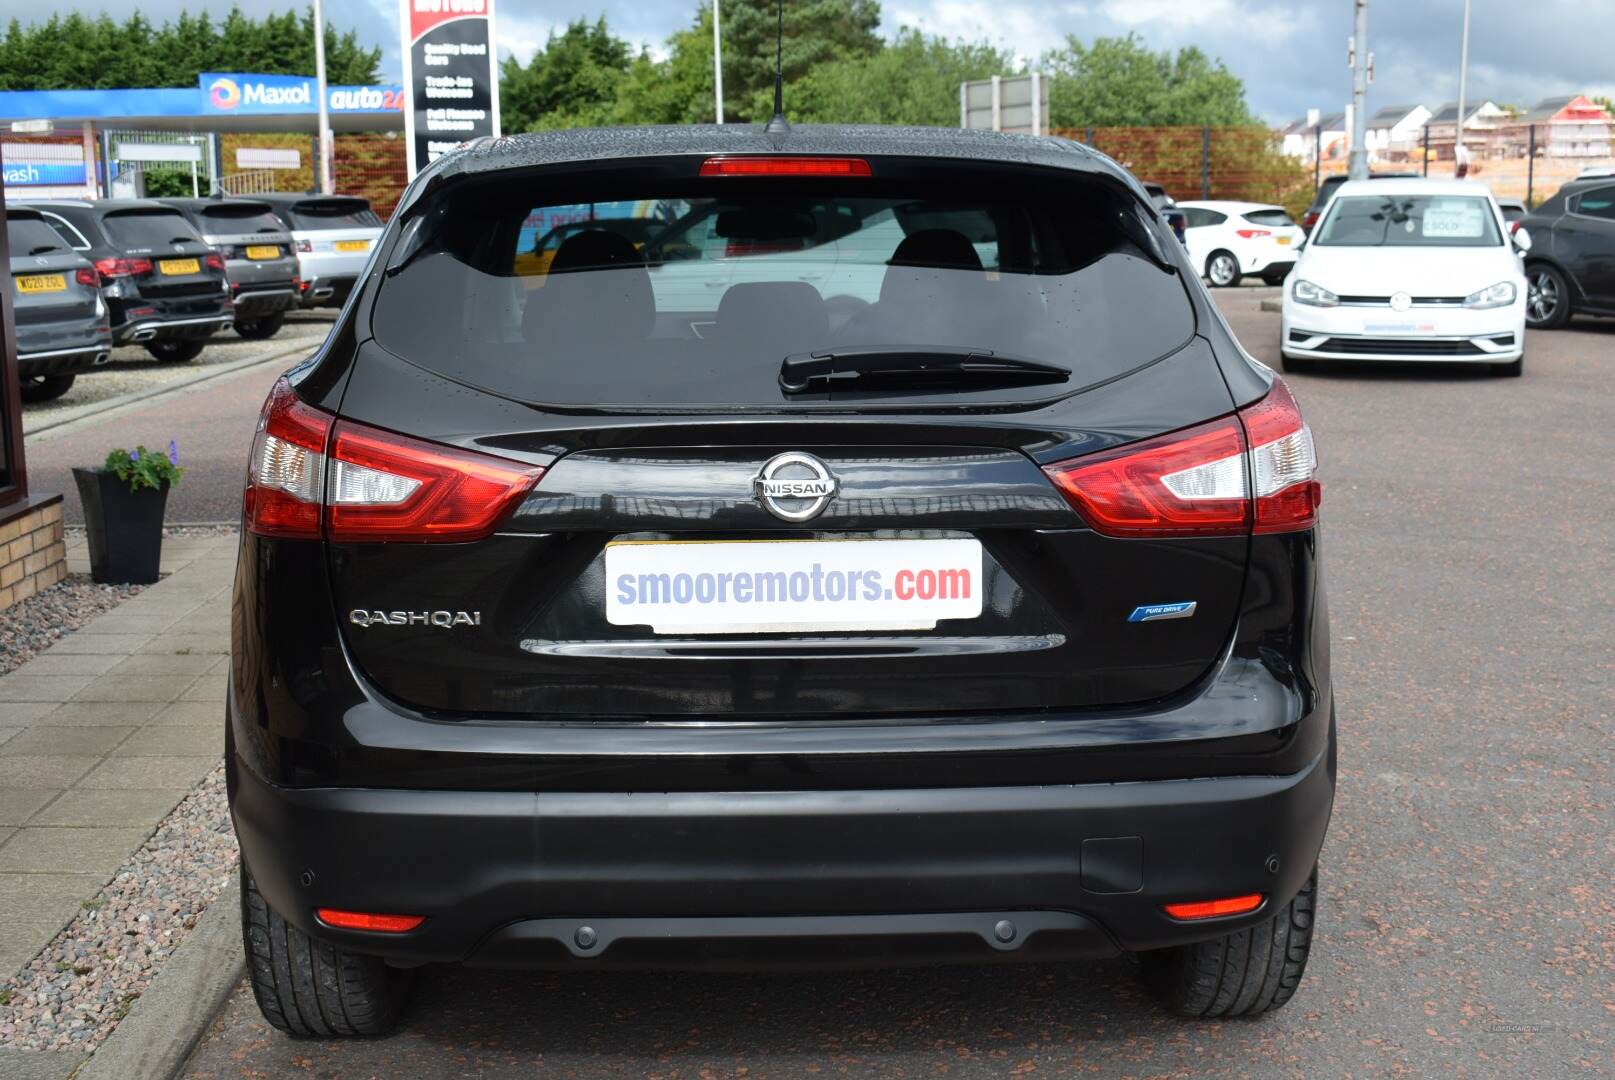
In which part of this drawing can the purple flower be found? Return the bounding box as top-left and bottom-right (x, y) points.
(129, 447), (140, 462)
(168, 440), (180, 466)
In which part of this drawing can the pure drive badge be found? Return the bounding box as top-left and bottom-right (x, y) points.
(350, 609), (482, 629)
(753, 452), (839, 522)
(1127, 601), (1197, 623)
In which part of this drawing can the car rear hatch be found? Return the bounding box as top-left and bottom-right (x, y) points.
(194, 202), (297, 287)
(260, 156), (1277, 721)
(99, 208), (224, 298)
(7, 212), (100, 331)
(285, 197), (381, 260)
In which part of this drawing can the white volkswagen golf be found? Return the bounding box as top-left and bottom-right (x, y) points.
(1281, 179), (1528, 376)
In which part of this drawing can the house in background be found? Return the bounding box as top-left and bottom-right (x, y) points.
(1364, 104), (1432, 162)
(1422, 100), (1509, 161)
(1281, 111), (1346, 162)
(1508, 95), (1614, 157)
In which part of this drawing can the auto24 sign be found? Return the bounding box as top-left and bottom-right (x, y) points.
(400, 0), (501, 177)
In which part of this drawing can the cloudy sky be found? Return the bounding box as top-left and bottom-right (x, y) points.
(2, 0), (1611, 122)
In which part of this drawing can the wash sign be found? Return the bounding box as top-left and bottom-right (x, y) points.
(1, 143), (87, 186)
(198, 73), (404, 116)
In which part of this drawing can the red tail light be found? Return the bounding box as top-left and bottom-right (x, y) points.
(1043, 377), (1319, 538)
(74, 267), (98, 287)
(315, 909), (425, 933)
(1302, 210), (1320, 230)
(1163, 893), (1265, 920)
(699, 156), (872, 177)
(93, 256), (153, 282)
(325, 422), (544, 542)
(245, 379), (544, 542)
(205, 251), (226, 271)
(1235, 228), (1272, 239)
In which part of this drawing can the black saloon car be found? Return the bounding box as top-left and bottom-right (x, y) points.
(26, 199), (232, 362)
(7, 206), (111, 401)
(1301, 171), (1420, 233)
(159, 197), (299, 339)
(1518, 177), (1615, 328)
(231, 126), (1333, 1036)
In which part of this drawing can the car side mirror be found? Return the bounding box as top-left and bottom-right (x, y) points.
(1511, 226), (1533, 253)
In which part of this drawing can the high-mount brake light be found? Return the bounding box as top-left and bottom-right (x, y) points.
(1163, 893), (1265, 920)
(699, 156), (872, 177)
(315, 909), (425, 933)
(1042, 376), (1319, 538)
(244, 379), (545, 542)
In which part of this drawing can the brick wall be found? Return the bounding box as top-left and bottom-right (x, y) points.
(0, 498), (67, 610)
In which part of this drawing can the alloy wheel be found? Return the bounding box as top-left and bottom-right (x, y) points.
(1208, 254), (1239, 287)
(1526, 271), (1559, 324)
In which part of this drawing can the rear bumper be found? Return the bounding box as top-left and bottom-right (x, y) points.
(296, 274), (356, 308)
(230, 719), (1335, 969)
(113, 312), (233, 344)
(231, 286), (297, 318)
(17, 343), (112, 376)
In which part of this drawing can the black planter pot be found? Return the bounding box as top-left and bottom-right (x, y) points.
(72, 468), (169, 585)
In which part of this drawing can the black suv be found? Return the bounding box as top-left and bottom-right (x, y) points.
(27, 199), (232, 362)
(1518, 177), (1615, 328)
(159, 197), (299, 340)
(231, 127), (1333, 1036)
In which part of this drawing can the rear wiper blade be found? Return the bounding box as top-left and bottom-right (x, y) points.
(780, 346), (1069, 395)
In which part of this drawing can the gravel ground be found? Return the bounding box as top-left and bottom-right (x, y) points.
(0, 575), (145, 677)
(0, 766), (236, 1053)
(21, 312), (334, 422)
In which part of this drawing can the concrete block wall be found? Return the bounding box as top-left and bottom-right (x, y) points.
(0, 497), (67, 610)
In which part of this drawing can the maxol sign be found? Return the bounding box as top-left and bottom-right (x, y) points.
(198, 73), (404, 116)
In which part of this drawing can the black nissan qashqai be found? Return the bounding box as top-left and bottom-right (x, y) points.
(230, 126), (1334, 1035)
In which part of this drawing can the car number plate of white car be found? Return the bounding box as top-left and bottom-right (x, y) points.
(605, 538), (983, 635)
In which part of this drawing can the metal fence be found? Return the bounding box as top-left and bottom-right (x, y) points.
(1296, 121), (1614, 207)
(1052, 126), (1310, 210)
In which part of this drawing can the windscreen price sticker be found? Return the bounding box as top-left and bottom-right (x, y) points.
(400, 0), (501, 177)
(1422, 201), (1486, 238)
(606, 539), (984, 635)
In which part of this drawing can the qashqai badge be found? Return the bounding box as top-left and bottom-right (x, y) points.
(753, 452), (838, 522)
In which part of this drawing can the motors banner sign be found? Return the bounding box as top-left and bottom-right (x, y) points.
(400, 0), (500, 177)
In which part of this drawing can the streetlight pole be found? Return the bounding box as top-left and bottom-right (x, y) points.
(1347, 0), (1369, 180)
(312, 0), (332, 194)
(712, 0), (724, 124)
(1455, 0), (1471, 177)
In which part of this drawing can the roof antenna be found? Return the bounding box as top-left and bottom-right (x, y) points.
(764, 0), (789, 135)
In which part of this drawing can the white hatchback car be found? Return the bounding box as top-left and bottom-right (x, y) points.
(1281, 179), (1527, 376)
(1177, 200), (1305, 287)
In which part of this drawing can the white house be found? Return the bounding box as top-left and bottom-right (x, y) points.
(1364, 104), (1432, 161)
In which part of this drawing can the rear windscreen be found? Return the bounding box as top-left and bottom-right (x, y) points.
(7, 217), (67, 258)
(1243, 209), (1296, 228)
(101, 211), (201, 251)
(371, 168), (1196, 408)
(289, 201), (380, 230)
(200, 205), (285, 234)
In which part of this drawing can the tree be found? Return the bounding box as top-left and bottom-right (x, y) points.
(717, 0), (881, 122)
(761, 28), (1013, 127)
(0, 7), (380, 91)
(611, 6), (721, 126)
(500, 17), (634, 131)
(1041, 34), (1253, 128)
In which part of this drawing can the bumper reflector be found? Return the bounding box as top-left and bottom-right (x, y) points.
(1162, 893), (1264, 920)
(315, 908), (425, 933)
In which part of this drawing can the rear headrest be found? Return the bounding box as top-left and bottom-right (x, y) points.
(715, 282), (827, 351)
(880, 229), (983, 308)
(888, 229), (983, 271)
(522, 230), (654, 348)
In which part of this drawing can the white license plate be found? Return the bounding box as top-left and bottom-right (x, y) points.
(605, 538), (983, 635)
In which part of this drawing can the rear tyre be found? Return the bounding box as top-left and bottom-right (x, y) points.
(1139, 869), (1318, 1018)
(1261, 267), (1291, 286)
(1524, 264), (1570, 329)
(235, 312), (286, 340)
(1206, 251), (1241, 288)
(240, 864), (410, 1037)
(144, 339), (205, 363)
(19, 374), (76, 403)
